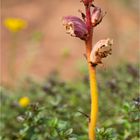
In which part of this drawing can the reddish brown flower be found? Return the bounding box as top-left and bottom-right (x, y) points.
(62, 16), (88, 40)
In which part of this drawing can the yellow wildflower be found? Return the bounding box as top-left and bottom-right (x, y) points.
(19, 97), (30, 107)
(4, 18), (27, 32)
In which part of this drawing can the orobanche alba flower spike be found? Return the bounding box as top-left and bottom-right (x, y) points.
(62, 16), (88, 40)
(90, 38), (113, 66)
(62, 1), (113, 140)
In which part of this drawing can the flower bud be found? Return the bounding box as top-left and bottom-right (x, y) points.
(62, 16), (88, 40)
(91, 6), (104, 27)
(90, 38), (113, 66)
(83, 0), (93, 6)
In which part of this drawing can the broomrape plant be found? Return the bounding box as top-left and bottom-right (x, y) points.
(62, 0), (113, 140)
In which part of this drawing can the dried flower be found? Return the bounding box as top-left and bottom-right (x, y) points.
(90, 38), (113, 66)
(91, 6), (104, 27)
(18, 97), (30, 107)
(4, 18), (27, 32)
(62, 16), (88, 40)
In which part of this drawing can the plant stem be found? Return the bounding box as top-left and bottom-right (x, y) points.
(88, 62), (98, 140)
(85, 3), (99, 140)
(86, 38), (98, 140)
(9, 32), (17, 82)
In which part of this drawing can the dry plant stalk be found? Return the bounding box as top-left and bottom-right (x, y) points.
(62, 0), (113, 139)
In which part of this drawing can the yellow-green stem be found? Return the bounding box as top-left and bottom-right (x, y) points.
(86, 33), (98, 140)
(88, 65), (98, 140)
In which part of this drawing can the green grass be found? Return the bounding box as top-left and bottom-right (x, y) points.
(0, 63), (139, 140)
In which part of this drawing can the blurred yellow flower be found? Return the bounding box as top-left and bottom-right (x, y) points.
(4, 18), (27, 32)
(19, 97), (30, 107)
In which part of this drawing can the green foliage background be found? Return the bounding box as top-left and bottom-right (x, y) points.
(0, 64), (139, 140)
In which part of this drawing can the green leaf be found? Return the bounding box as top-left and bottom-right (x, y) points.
(65, 128), (73, 136)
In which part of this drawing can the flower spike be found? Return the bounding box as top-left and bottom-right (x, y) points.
(62, 1), (113, 139)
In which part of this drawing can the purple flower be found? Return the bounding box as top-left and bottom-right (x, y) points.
(62, 16), (88, 40)
(91, 6), (104, 27)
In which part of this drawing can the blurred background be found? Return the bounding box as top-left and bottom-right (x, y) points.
(1, 0), (139, 86)
(0, 1), (139, 139)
